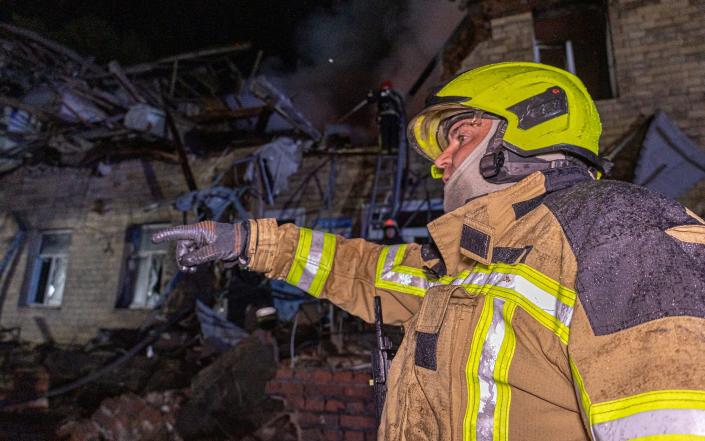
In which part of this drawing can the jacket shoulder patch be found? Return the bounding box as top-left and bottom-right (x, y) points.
(460, 221), (494, 264)
(544, 179), (705, 335)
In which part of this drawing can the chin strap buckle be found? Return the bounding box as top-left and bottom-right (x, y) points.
(479, 151), (504, 178)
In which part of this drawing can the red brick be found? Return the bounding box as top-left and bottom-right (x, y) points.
(344, 431), (365, 441)
(301, 428), (325, 440)
(365, 430), (378, 441)
(288, 397), (306, 410)
(320, 414), (340, 429)
(265, 381), (281, 395)
(344, 386), (372, 399)
(305, 399), (326, 412)
(333, 371), (354, 383)
(298, 411), (323, 428)
(275, 367), (295, 379)
(313, 369), (334, 383)
(324, 429), (342, 441)
(325, 399), (345, 412)
(340, 415), (376, 430)
(311, 383), (346, 397)
(353, 372), (371, 384)
(346, 401), (366, 414)
(280, 382), (304, 397)
(296, 369), (313, 381)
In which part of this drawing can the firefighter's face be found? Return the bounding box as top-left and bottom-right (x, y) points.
(433, 118), (494, 184)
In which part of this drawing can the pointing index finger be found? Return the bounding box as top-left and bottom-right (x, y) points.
(151, 225), (200, 243)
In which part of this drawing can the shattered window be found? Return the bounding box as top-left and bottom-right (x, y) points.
(26, 231), (71, 307)
(532, 2), (616, 100)
(116, 224), (169, 310)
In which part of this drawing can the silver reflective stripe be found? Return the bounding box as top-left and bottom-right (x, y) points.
(379, 245), (429, 291)
(381, 270), (427, 288)
(298, 230), (325, 291)
(476, 297), (506, 439)
(454, 271), (573, 328)
(382, 245), (400, 273)
(556, 301), (574, 327)
(593, 408), (705, 441)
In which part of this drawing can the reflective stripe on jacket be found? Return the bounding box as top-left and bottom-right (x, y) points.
(246, 168), (705, 441)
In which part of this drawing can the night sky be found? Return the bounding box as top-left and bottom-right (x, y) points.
(1, 0), (463, 131)
(1, 0), (333, 66)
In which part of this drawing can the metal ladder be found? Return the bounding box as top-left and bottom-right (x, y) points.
(364, 139), (407, 238)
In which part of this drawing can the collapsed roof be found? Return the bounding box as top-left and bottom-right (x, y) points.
(0, 24), (321, 174)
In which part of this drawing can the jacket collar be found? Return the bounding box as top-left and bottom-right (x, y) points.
(425, 167), (592, 274)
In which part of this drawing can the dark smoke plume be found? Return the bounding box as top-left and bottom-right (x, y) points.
(263, 0), (463, 142)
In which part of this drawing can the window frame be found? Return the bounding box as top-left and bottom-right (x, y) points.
(115, 223), (170, 310)
(20, 229), (72, 308)
(531, 2), (617, 100)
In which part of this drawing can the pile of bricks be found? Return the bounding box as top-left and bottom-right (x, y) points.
(56, 390), (186, 441)
(266, 367), (377, 441)
(0, 366), (49, 411)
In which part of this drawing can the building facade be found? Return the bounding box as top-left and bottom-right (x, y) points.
(2, 0), (705, 343)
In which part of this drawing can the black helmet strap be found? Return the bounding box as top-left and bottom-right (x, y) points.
(479, 120), (587, 184)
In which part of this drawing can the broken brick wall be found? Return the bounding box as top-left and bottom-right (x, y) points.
(0, 148), (250, 343)
(0, 145), (416, 343)
(266, 366), (377, 441)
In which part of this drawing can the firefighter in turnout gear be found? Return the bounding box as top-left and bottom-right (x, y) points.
(153, 62), (705, 440)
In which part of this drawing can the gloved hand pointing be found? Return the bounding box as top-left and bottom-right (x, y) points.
(151, 221), (247, 272)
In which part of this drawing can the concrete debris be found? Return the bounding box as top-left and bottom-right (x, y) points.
(175, 331), (279, 439)
(57, 390), (186, 441)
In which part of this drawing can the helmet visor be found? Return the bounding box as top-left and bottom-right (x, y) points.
(407, 103), (484, 162)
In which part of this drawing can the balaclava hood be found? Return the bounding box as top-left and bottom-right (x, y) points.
(443, 120), (512, 212)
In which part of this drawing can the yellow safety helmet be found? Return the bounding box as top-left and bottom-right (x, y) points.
(408, 62), (605, 177)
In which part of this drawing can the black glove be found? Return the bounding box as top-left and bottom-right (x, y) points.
(151, 221), (248, 272)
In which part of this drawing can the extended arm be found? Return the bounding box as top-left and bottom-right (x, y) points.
(153, 219), (431, 325)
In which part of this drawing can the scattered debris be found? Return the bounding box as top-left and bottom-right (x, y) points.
(0, 24), (320, 174)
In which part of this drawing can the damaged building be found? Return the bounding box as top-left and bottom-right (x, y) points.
(1, 0), (705, 439)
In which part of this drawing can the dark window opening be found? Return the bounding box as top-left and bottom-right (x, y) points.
(116, 224), (169, 309)
(22, 231), (71, 307)
(533, 2), (616, 100)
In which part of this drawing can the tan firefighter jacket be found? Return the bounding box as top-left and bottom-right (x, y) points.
(244, 167), (705, 441)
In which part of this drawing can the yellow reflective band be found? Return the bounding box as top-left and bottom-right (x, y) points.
(464, 296), (495, 441)
(308, 232), (336, 297)
(472, 263), (576, 306)
(493, 301), (517, 441)
(590, 390), (705, 425)
(285, 229), (336, 297)
(375, 245), (428, 297)
(569, 356), (592, 421)
(286, 228), (313, 287)
(474, 284), (571, 344)
(374, 256), (575, 343)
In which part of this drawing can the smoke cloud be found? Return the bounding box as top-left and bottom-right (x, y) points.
(263, 0), (464, 142)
